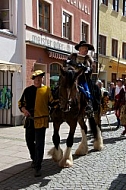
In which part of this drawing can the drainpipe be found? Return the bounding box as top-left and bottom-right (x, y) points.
(91, 0), (99, 81)
(96, 0), (99, 74)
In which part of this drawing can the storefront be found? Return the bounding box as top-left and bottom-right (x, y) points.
(25, 28), (76, 87)
(0, 61), (22, 126)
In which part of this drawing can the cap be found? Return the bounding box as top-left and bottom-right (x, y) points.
(31, 70), (45, 80)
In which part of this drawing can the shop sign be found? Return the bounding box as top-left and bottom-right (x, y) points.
(66, 0), (90, 15)
(26, 31), (77, 53)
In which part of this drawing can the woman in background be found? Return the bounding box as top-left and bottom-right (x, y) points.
(115, 82), (126, 136)
(114, 79), (124, 130)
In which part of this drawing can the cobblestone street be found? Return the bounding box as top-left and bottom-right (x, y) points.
(0, 112), (126, 190)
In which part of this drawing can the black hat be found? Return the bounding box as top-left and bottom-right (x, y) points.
(31, 70), (45, 80)
(75, 40), (95, 51)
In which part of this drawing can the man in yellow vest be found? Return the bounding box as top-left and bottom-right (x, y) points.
(18, 70), (57, 177)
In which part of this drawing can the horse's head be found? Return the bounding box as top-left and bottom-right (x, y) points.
(59, 66), (82, 112)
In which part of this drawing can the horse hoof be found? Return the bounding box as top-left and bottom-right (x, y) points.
(48, 147), (63, 162)
(93, 140), (104, 151)
(75, 149), (88, 156)
(59, 159), (73, 168)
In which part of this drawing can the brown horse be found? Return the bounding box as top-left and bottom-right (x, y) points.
(48, 66), (103, 168)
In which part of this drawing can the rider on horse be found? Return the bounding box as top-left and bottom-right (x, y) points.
(64, 40), (101, 120)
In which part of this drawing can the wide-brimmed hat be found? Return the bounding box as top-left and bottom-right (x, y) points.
(75, 40), (94, 51)
(31, 70), (45, 80)
(116, 78), (124, 83)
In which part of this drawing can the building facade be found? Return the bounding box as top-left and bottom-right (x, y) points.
(99, 0), (126, 87)
(25, 0), (95, 87)
(0, 1), (23, 126)
(0, 0), (98, 126)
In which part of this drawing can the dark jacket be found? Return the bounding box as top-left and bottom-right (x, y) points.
(115, 88), (126, 110)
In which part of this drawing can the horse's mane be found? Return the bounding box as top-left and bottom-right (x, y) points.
(60, 67), (77, 88)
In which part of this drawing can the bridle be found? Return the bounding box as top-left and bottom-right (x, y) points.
(59, 66), (81, 112)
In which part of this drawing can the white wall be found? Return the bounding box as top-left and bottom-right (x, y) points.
(0, 0), (26, 125)
(25, 0), (33, 27)
(13, 0), (26, 124)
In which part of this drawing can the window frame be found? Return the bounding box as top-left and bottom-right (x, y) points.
(62, 11), (72, 40)
(123, 0), (126, 16)
(0, 0), (16, 34)
(101, 0), (108, 6)
(122, 42), (126, 59)
(99, 35), (106, 55)
(122, 74), (126, 80)
(39, 0), (50, 33)
(81, 21), (89, 41)
(111, 73), (117, 84)
(112, 0), (119, 12)
(112, 39), (118, 58)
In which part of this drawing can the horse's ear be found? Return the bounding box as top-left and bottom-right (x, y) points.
(60, 66), (66, 76)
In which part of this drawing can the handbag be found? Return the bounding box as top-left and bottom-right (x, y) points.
(120, 92), (126, 125)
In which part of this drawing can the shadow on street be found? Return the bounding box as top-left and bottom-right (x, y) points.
(109, 174), (126, 190)
(0, 159), (62, 189)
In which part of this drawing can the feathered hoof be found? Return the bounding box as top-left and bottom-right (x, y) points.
(75, 149), (88, 156)
(48, 147), (63, 162)
(75, 146), (88, 156)
(93, 139), (104, 151)
(59, 158), (73, 168)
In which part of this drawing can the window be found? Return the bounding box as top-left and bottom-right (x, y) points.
(39, 0), (50, 32)
(101, 0), (108, 6)
(122, 74), (126, 80)
(0, 0), (17, 34)
(0, 0), (9, 30)
(112, 39), (118, 57)
(50, 63), (60, 74)
(113, 0), (119, 12)
(123, 0), (126, 16)
(111, 73), (117, 84)
(63, 12), (71, 40)
(81, 22), (88, 41)
(99, 35), (106, 55)
(122, 42), (126, 59)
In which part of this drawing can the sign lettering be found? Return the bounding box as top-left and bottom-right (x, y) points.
(66, 0), (90, 14)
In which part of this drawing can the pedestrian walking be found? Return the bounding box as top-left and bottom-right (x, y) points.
(108, 82), (115, 101)
(108, 82), (115, 111)
(114, 78), (124, 130)
(115, 82), (126, 136)
(18, 70), (57, 177)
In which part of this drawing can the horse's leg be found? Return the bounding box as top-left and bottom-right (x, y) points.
(88, 116), (104, 151)
(48, 122), (63, 162)
(59, 120), (77, 168)
(75, 116), (88, 155)
(94, 109), (102, 131)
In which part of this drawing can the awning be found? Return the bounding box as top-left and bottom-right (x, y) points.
(0, 60), (22, 72)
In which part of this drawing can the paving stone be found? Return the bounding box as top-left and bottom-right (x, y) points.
(0, 113), (126, 189)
